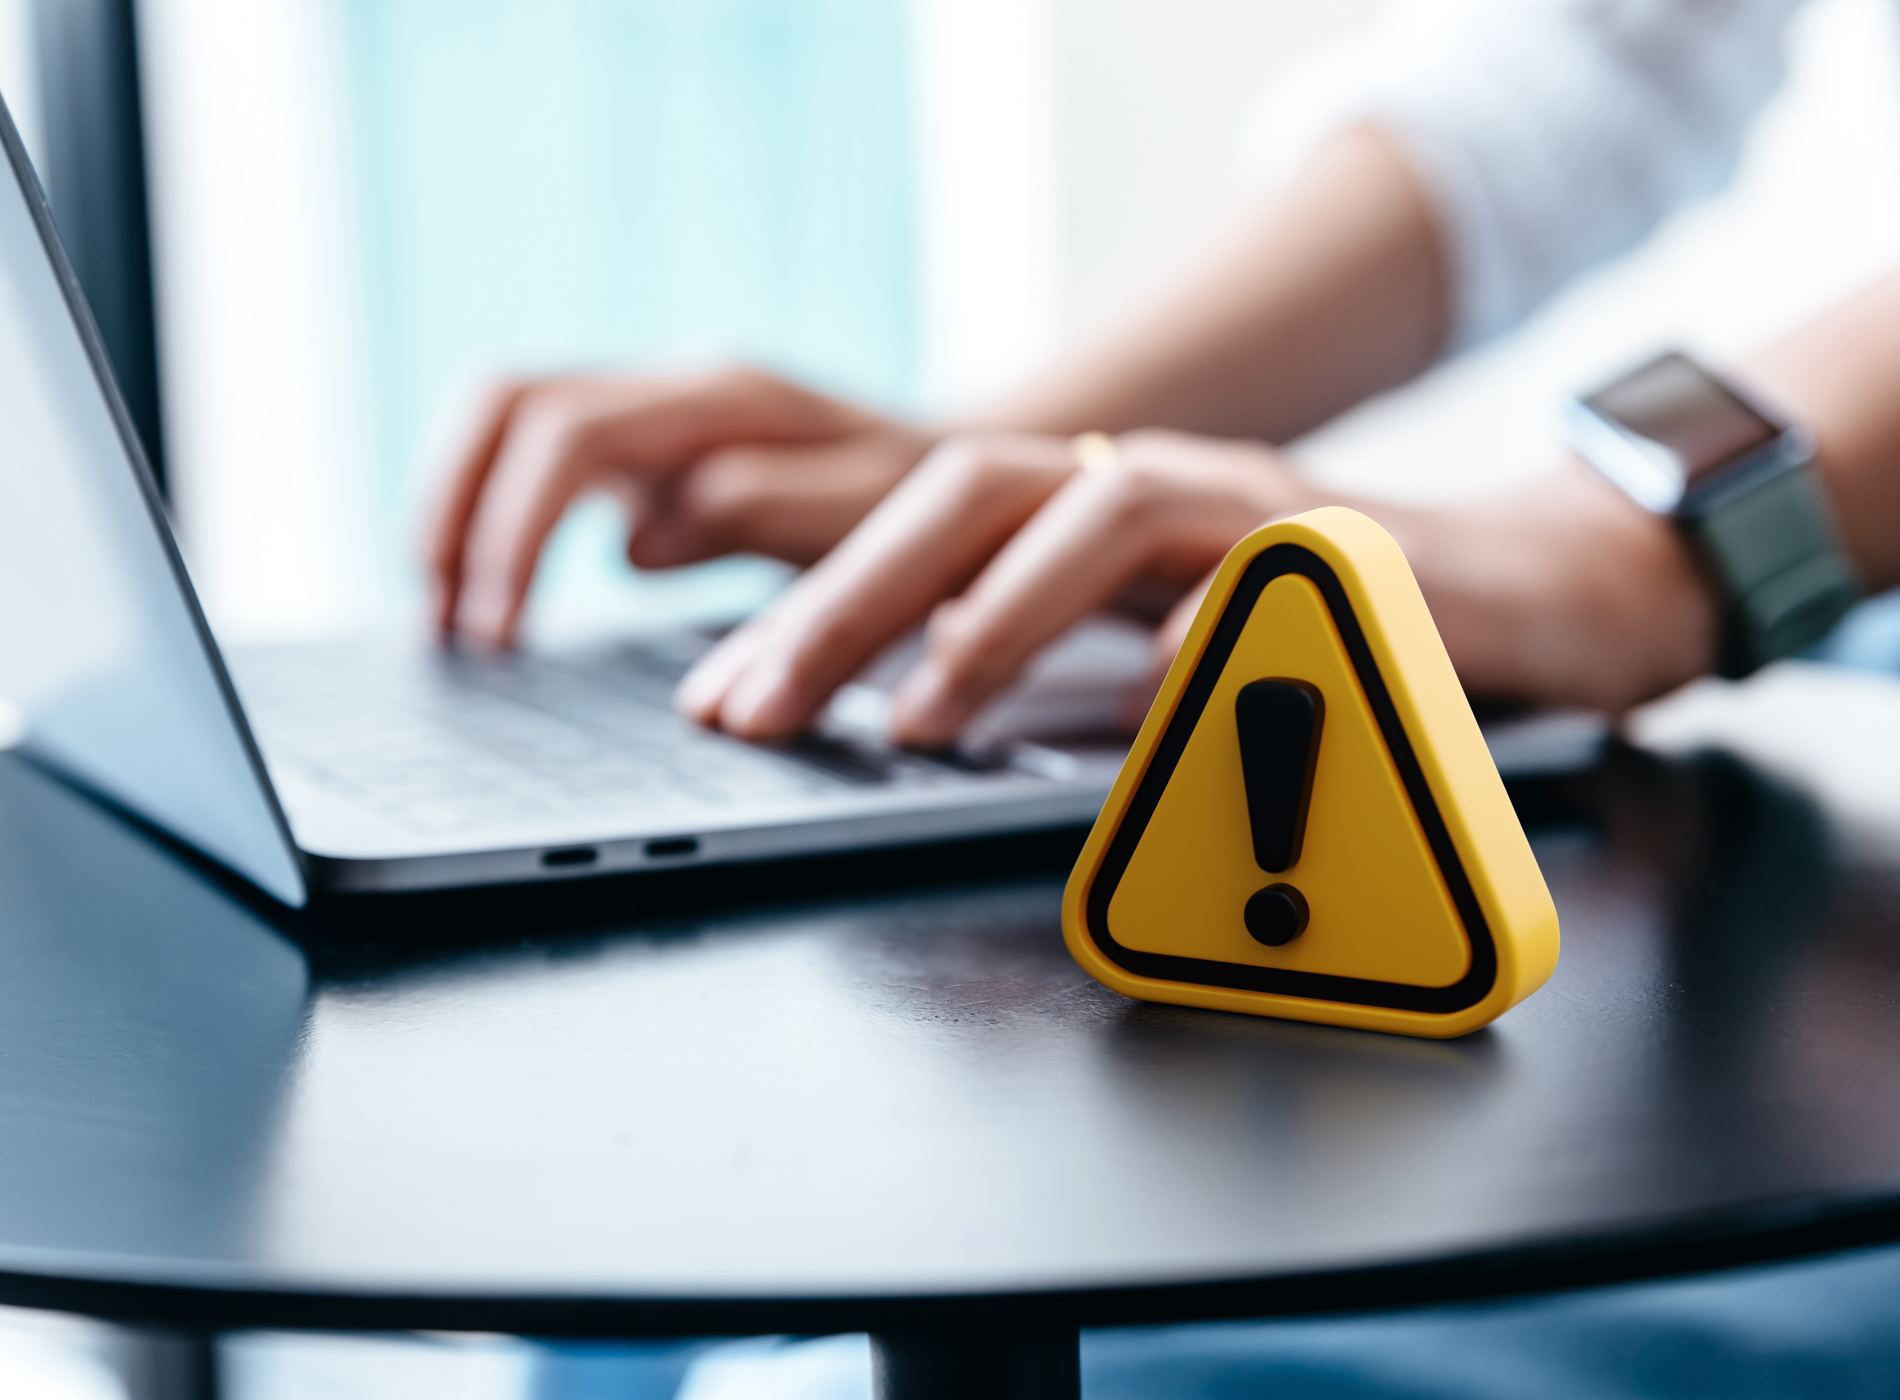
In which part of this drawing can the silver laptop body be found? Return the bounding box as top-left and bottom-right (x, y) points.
(0, 90), (1118, 907)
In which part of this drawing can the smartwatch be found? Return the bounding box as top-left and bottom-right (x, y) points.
(1563, 350), (1860, 678)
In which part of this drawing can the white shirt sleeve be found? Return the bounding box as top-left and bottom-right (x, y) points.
(1248, 0), (1809, 346)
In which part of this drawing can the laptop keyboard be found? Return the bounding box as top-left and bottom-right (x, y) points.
(236, 638), (981, 834)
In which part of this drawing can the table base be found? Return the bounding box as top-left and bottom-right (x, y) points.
(872, 1327), (1081, 1400)
(117, 1328), (219, 1400)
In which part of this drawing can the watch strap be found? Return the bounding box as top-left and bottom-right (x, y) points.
(1687, 460), (1860, 678)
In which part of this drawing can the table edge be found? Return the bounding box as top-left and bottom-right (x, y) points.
(3, 1186), (1898, 1338)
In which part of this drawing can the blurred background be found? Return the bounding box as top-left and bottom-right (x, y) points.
(3, 0), (1898, 651)
(0, 0), (1898, 1393)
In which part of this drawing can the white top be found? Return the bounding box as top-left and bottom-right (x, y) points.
(1253, 0), (1811, 346)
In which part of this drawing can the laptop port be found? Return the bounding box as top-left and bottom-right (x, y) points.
(642, 836), (699, 860)
(541, 846), (599, 869)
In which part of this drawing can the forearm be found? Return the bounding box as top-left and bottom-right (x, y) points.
(1378, 266), (1900, 710)
(973, 127), (1452, 444)
(1740, 267), (1900, 594)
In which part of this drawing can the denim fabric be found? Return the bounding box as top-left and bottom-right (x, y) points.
(1818, 594), (1900, 674)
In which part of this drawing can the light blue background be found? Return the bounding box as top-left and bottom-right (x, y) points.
(339, 0), (920, 617)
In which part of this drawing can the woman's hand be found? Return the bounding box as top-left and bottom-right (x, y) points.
(677, 430), (1721, 745)
(676, 429), (1317, 744)
(423, 364), (930, 647)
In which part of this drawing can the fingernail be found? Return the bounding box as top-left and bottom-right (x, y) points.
(674, 659), (728, 722)
(890, 664), (962, 747)
(456, 579), (513, 649)
(720, 656), (804, 737)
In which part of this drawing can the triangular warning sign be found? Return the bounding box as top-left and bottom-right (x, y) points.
(1063, 508), (1558, 1037)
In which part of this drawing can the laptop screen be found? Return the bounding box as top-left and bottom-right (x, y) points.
(0, 90), (305, 905)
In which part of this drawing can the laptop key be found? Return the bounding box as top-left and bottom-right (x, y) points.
(239, 638), (934, 836)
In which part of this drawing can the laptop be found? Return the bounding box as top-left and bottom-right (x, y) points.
(0, 91), (1138, 907)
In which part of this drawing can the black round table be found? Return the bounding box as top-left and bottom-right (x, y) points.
(2, 670), (1899, 1400)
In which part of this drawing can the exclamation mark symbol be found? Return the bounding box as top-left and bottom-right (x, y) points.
(1235, 679), (1324, 947)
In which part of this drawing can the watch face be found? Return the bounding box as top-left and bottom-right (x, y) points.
(1579, 352), (1781, 510)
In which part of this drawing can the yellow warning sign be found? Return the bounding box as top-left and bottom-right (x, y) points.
(1063, 508), (1559, 1038)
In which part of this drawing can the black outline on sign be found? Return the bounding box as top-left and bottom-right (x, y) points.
(1080, 543), (1497, 1014)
